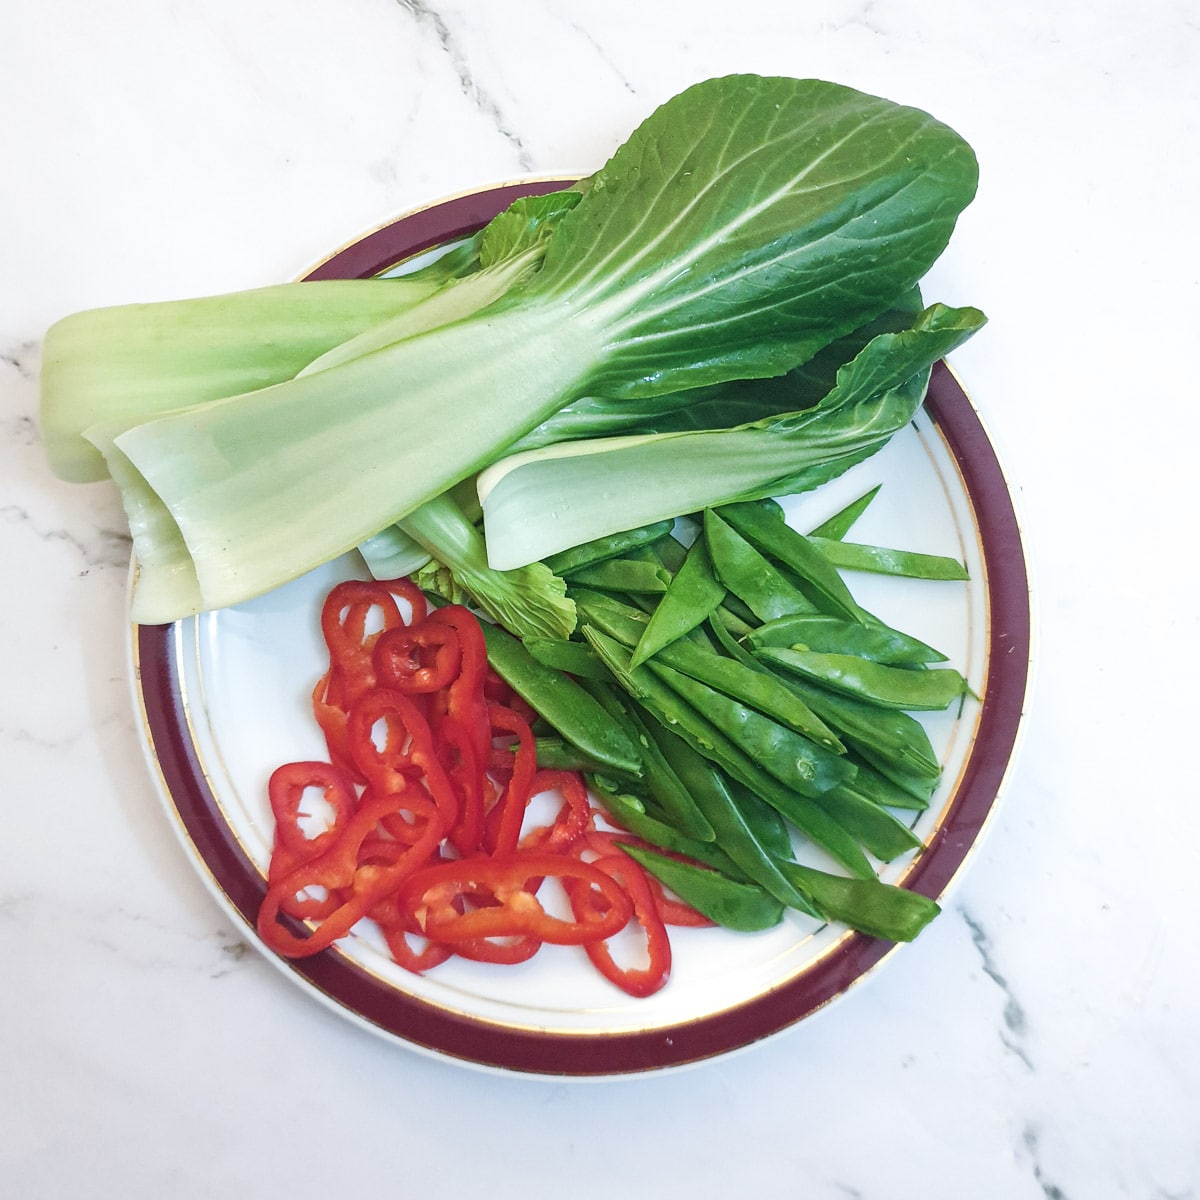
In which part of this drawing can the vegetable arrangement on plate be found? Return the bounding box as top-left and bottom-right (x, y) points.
(41, 74), (986, 995)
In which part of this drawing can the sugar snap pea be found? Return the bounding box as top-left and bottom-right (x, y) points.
(703, 508), (817, 622)
(747, 612), (948, 666)
(544, 519), (675, 576)
(581, 625), (874, 880)
(759, 667), (941, 781)
(717, 500), (861, 621)
(629, 535), (725, 669)
(842, 753), (935, 810)
(566, 558), (672, 593)
(620, 844), (785, 933)
(577, 588), (843, 752)
(646, 657), (854, 798)
(645, 717), (815, 912)
(478, 620), (643, 776)
(589, 787), (741, 877)
(772, 858), (940, 942)
(619, 700), (717, 842)
(532, 736), (637, 777)
(806, 485), (881, 541)
(757, 645), (970, 711)
(808, 535), (969, 581)
(523, 636), (611, 680)
(810, 782), (924, 862)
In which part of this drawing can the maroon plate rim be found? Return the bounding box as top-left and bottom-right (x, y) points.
(134, 180), (1031, 1077)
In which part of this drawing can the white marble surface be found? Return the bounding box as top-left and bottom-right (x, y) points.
(3, 1), (1198, 1196)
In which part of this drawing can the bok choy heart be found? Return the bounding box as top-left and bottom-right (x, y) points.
(42, 74), (982, 625)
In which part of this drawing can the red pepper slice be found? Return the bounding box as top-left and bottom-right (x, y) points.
(567, 852), (672, 997)
(346, 687), (459, 834)
(399, 852), (633, 946)
(266, 760), (357, 860)
(578, 828), (716, 928)
(257, 790), (444, 959)
(425, 605), (491, 761)
(373, 621), (461, 694)
(483, 703), (537, 856)
(433, 714), (485, 856)
(520, 769), (594, 855)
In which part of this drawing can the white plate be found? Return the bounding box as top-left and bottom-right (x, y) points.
(130, 180), (1032, 1077)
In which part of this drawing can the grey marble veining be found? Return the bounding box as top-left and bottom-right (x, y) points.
(2, 2), (1198, 1198)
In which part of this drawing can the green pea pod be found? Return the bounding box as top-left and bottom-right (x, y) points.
(620, 844), (785, 933)
(591, 788), (743, 877)
(811, 783), (924, 862)
(758, 645), (970, 711)
(581, 624), (874, 880)
(704, 508), (817, 622)
(717, 500), (862, 622)
(773, 858), (940, 942)
(726, 777), (795, 861)
(479, 620), (643, 776)
(545, 519), (675, 576)
(806, 485), (881, 541)
(567, 558), (673, 593)
(747, 612), (948, 666)
(522, 636), (611, 680)
(808, 535), (969, 581)
(844, 753), (935, 810)
(646, 657), (854, 798)
(621, 704), (717, 842)
(644, 716), (815, 912)
(629, 535), (725, 669)
(640, 528), (688, 574)
(579, 588), (843, 753)
(763, 667), (941, 780)
(532, 736), (638, 777)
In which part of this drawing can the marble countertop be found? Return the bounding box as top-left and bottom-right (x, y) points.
(3, 2), (1197, 1196)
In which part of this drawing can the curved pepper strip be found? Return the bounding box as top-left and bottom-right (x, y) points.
(425, 605), (492, 772)
(320, 580), (409, 700)
(567, 850), (672, 997)
(257, 790), (445, 959)
(577, 828), (715, 928)
(346, 687), (460, 835)
(520, 769), (595, 855)
(399, 852), (633, 947)
(483, 703), (538, 856)
(373, 620), (462, 695)
(433, 714), (486, 856)
(264, 761), (361, 920)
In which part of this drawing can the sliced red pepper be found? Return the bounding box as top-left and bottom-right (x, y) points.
(520, 769), (594, 855)
(346, 687), (459, 834)
(483, 703), (537, 856)
(567, 852), (672, 997)
(266, 760), (357, 860)
(399, 852), (633, 946)
(433, 714), (485, 856)
(425, 605), (491, 763)
(373, 621), (461, 694)
(579, 827), (716, 928)
(257, 790), (444, 959)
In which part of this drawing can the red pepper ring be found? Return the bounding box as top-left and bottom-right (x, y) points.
(346, 688), (460, 834)
(257, 791), (445, 959)
(373, 622), (461, 694)
(425, 605), (491, 768)
(566, 852), (673, 998)
(399, 852), (633, 947)
(520, 769), (595, 855)
(266, 760), (358, 861)
(320, 581), (405, 677)
(484, 703), (537, 856)
(577, 827), (716, 929)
